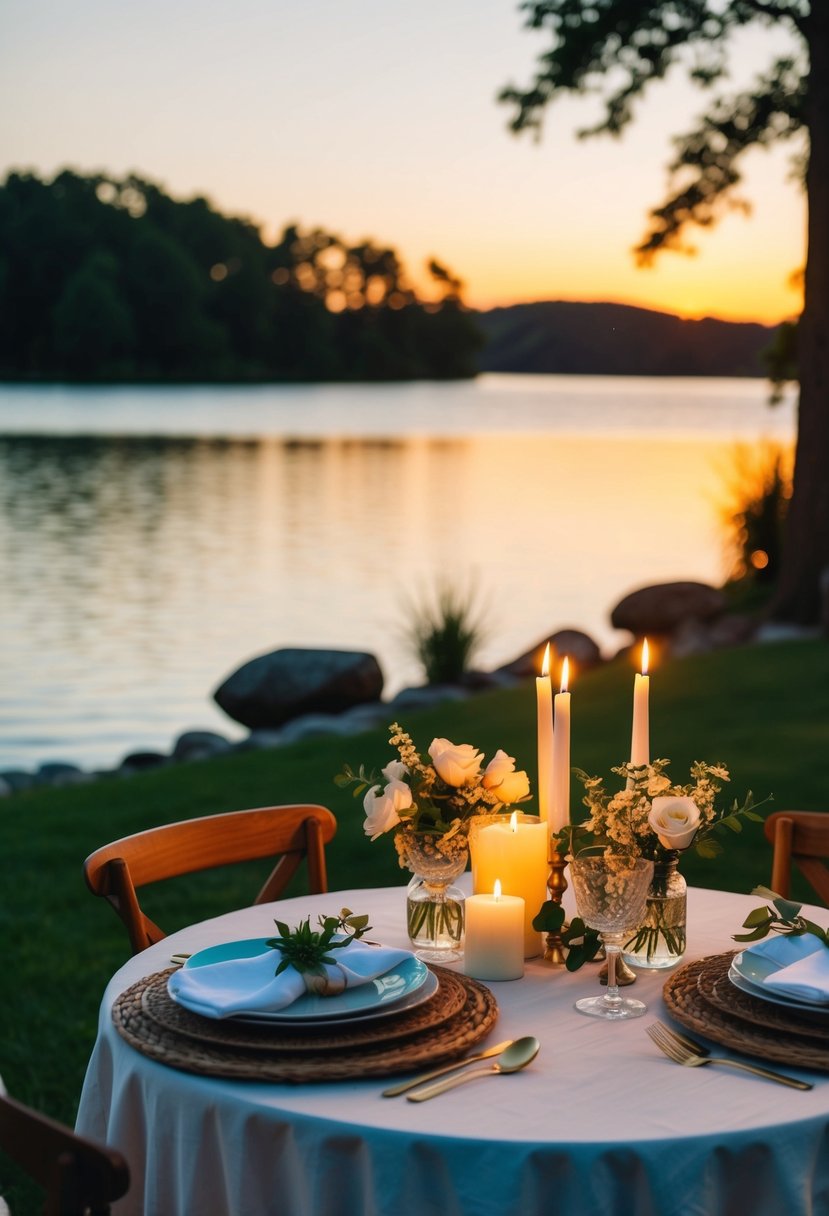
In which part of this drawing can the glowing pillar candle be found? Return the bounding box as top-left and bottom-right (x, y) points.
(536, 642), (554, 824)
(463, 880), (525, 981)
(470, 812), (548, 958)
(630, 638), (650, 768)
(551, 656), (571, 834)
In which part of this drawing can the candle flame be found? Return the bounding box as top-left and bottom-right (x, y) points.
(642, 638), (649, 675)
(510, 810), (517, 832)
(541, 642), (551, 677)
(561, 656), (569, 693)
(494, 879), (502, 901)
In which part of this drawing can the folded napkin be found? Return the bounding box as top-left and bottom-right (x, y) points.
(743, 934), (829, 1005)
(167, 940), (413, 1019)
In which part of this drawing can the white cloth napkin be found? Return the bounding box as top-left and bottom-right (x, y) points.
(743, 934), (829, 1004)
(167, 940), (413, 1019)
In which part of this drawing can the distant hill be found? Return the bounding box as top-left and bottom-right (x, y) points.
(475, 300), (777, 377)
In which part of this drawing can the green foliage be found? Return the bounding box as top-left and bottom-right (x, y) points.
(720, 442), (793, 589)
(266, 909), (371, 976)
(532, 900), (602, 970)
(734, 885), (829, 946)
(499, 1), (807, 261)
(404, 581), (488, 685)
(0, 169), (484, 383)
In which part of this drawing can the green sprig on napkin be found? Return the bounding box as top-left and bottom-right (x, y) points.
(266, 908), (372, 977)
(734, 886), (829, 947)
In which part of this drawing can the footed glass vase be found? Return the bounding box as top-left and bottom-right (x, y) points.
(622, 852), (687, 970)
(397, 830), (467, 963)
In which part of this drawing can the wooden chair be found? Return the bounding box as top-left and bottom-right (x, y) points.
(84, 803), (337, 954)
(764, 810), (829, 905)
(0, 1089), (129, 1216)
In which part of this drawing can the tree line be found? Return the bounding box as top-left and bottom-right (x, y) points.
(0, 170), (484, 383)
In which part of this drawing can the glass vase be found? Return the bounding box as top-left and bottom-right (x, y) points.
(622, 852), (687, 970)
(397, 830), (467, 963)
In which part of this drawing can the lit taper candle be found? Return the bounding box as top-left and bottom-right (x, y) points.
(551, 656), (571, 833)
(536, 642), (554, 824)
(630, 638), (650, 768)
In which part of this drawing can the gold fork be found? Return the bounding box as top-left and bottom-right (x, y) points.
(646, 1022), (813, 1090)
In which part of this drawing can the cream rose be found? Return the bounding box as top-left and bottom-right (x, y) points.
(428, 737), (483, 787)
(363, 778), (412, 840)
(482, 749), (530, 804)
(382, 759), (408, 782)
(495, 768), (531, 804)
(648, 796), (701, 851)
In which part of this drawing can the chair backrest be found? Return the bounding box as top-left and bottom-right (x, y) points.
(84, 803), (337, 954)
(764, 811), (829, 905)
(0, 1091), (129, 1216)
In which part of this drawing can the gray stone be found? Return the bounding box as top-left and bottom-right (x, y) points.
(0, 777), (11, 798)
(388, 684), (470, 711)
(119, 750), (168, 773)
(214, 648), (384, 730)
(460, 669), (522, 692)
(498, 628), (603, 678)
(337, 702), (392, 730)
(754, 621), (821, 644)
(610, 581), (728, 635)
(277, 714), (357, 744)
(37, 762), (88, 787)
(172, 730), (233, 762)
(237, 729), (285, 752)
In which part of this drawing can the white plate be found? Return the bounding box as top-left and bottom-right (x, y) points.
(729, 956), (829, 1016)
(179, 938), (433, 1024)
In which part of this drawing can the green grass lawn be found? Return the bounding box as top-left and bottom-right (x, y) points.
(2, 638), (828, 1209)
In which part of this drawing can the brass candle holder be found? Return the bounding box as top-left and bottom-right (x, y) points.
(543, 847), (569, 964)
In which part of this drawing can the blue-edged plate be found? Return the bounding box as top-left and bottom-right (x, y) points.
(180, 939), (435, 1024)
(729, 952), (829, 1016)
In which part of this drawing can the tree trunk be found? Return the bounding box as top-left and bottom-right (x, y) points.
(772, 5), (829, 624)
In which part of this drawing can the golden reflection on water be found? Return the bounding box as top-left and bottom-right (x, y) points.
(0, 428), (793, 770)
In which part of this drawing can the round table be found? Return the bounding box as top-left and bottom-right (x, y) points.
(76, 883), (829, 1216)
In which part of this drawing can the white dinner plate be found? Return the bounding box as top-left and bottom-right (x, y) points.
(179, 938), (434, 1024)
(729, 955), (829, 1016)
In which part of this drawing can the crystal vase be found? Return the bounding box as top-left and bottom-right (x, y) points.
(622, 852), (687, 970)
(397, 830), (467, 963)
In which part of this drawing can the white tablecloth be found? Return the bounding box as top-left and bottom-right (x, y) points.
(76, 883), (829, 1216)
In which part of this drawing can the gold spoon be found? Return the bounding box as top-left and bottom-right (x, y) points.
(406, 1036), (540, 1102)
(382, 1040), (514, 1097)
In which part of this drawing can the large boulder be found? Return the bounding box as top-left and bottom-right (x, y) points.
(213, 648), (384, 729)
(610, 581), (727, 636)
(498, 628), (603, 678)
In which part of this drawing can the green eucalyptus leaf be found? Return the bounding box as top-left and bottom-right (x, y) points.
(773, 896), (803, 921)
(532, 900), (565, 933)
(742, 907), (774, 928)
(733, 925), (773, 942)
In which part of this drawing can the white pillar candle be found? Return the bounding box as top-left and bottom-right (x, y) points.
(551, 656), (571, 834)
(630, 638), (650, 768)
(470, 812), (548, 958)
(464, 881), (525, 981)
(536, 642), (554, 825)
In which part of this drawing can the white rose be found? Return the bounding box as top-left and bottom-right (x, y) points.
(482, 750), (530, 804)
(648, 796), (701, 851)
(482, 749), (516, 789)
(363, 779), (412, 840)
(494, 769), (531, 804)
(428, 737), (483, 787)
(382, 759), (408, 782)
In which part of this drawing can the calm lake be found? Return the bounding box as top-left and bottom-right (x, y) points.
(0, 376), (796, 773)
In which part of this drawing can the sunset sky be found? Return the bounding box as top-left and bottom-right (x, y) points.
(1, 0), (805, 323)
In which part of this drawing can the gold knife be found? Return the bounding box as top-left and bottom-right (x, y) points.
(382, 1040), (514, 1097)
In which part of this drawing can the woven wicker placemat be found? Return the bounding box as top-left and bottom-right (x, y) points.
(113, 966), (498, 1082)
(663, 954), (829, 1072)
(696, 952), (829, 1041)
(140, 966), (467, 1052)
